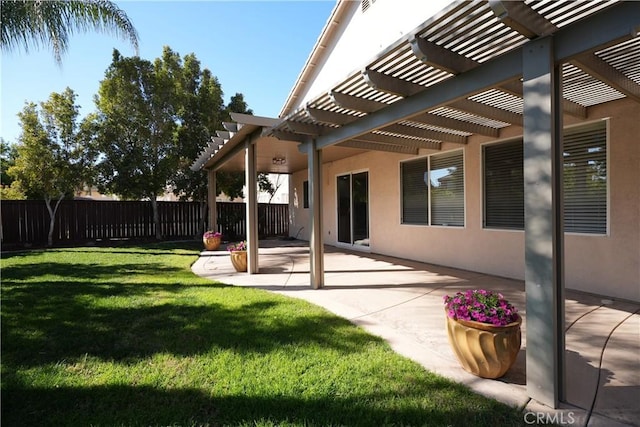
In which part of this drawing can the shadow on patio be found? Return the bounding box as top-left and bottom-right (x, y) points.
(193, 239), (639, 427)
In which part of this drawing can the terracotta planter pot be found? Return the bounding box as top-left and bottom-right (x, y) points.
(445, 313), (522, 379)
(230, 250), (247, 272)
(203, 236), (221, 251)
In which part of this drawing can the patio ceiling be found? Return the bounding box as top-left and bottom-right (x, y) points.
(190, 113), (372, 173)
(192, 0), (639, 173)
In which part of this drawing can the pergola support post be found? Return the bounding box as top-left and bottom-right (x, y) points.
(207, 169), (217, 232)
(308, 139), (324, 289)
(246, 138), (259, 274)
(523, 36), (565, 408)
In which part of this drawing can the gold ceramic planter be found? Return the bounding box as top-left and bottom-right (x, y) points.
(445, 314), (522, 379)
(203, 236), (221, 251)
(230, 250), (247, 272)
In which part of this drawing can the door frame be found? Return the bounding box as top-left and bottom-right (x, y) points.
(335, 169), (370, 252)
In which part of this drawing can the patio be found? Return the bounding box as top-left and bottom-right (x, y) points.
(192, 239), (639, 426)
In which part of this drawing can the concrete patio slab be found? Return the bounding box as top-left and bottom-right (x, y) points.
(193, 240), (639, 426)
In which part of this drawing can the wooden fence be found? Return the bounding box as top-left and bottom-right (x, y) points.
(1, 200), (289, 247)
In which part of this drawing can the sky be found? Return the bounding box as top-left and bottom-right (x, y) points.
(0, 0), (336, 145)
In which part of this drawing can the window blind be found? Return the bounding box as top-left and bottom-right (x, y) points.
(484, 140), (524, 229)
(481, 121), (607, 234)
(430, 151), (464, 227)
(401, 159), (428, 224)
(563, 122), (607, 234)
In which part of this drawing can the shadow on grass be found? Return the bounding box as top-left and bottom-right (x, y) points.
(2, 278), (381, 367)
(1, 261), (185, 282)
(1, 382), (524, 427)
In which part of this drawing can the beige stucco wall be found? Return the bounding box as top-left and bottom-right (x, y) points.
(289, 98), (640, 302)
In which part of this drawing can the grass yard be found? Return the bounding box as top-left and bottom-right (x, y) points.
(1, 242), (525, 426)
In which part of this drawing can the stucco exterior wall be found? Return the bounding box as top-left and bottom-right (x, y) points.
(289, 98), (640, 302)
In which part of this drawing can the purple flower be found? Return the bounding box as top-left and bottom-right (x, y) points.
(227, 241), (247, 252)
(443, 289), (518, 325)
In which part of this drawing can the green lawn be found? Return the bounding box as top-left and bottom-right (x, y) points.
(1, 242), (525, 426)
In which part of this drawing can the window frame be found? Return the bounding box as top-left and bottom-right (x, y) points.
(480, 120), (609, 235)
(399, 148), (465, 228)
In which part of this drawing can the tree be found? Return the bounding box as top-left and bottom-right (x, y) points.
(226, 93), (253, 116)
(258, 174), (285, 203)
(215, 93), (253, 200)
(8, 88), (95, 245)
(0, 0), (138, 64)
(95, 48), (179, 239)
(1, 138), (18, 187)
(0, 139), (25, 199)
(170, 53), (225, 238)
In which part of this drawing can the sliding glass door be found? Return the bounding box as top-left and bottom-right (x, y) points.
(337, 172), (369, 247)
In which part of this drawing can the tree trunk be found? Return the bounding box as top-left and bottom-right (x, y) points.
(150, 198), (162, 240)
(44, 194), (65, 247)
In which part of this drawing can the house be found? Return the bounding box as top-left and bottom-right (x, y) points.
(192, 0), (640, 409)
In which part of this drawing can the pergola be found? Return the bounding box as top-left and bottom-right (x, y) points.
(192, 1), (640, 409)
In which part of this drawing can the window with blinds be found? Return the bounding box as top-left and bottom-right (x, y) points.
(484, 140), (524, 229)
(482, 121), (607, 234)
(430, 151), (464, 226)
(303, 180), (309, 209)
(563, 122), (607, 234)
(401, 159), (428, 224)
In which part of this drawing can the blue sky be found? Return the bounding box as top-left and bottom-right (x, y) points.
(0, 1), (335, 144)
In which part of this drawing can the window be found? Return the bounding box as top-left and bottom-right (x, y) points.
(483, 140), (524, 229)
(563, 122), (607, 234)
(400, 150), (464, 227)
(303, 180), (309, 209)
(430, 151), (464, 226)
(482, 121), (607, 234)
(401, 159), (428, 224)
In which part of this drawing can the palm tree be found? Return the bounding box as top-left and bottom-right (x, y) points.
(1, 0), (138, 64)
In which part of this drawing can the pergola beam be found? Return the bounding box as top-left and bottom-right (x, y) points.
(383, 123), (467, 144)
(271, 130), (307, 143)
(306, 107), (360, 125)
(449, 99), (523, 125)
(340, 140), (418, 154)
(490, 0), (557, 38)
(488, 0), (616, 118)
(222, 122), (240, 133)
(216, 130), (231, 140)
(286, 121), (331, 136)
(362, 69), (425, 97)
(330, 91), (388, 113)
(315, 0), (636, 151)
(409, 112), (499, 137)
(409, 36), (477, 74)
(356, 132), (440, 150)
(571, 54), (640, 103)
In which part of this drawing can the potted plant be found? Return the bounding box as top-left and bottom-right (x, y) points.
(203, 231), (222, 251)
(227, 240), (247, 272)
(443, 289), (521, 379)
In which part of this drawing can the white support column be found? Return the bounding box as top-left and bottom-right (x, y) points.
(308, 139), (324, 289)
(245, 138), (259, 274)
(523, 36), (565, 408)
(207, 169), (217, 232)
